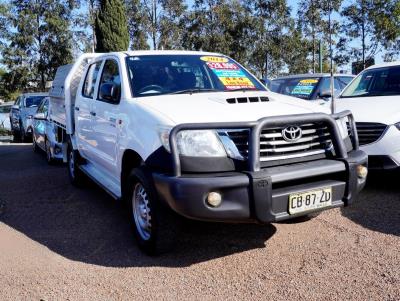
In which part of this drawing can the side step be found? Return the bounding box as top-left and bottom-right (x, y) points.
(79, 163), (121, 200)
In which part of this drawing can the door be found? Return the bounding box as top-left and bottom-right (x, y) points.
(75, 60), (103, 158)
(33, 98), (49, 150)
(10, 96), (22, 131)
(90, 58), (121, 177)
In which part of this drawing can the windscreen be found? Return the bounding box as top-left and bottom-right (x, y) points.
(270, 78), (320, 100)
(126, 55), (266, 97)
(25, 96), (46, 108)
(341, 66), (400, 98)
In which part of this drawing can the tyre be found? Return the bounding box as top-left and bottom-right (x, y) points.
(67, 143), (86, 186)
(127, 167), (179, 255)
(12, 130), (20, 142)
(32, 135), (39, 153)
(19, 122), (26, 142)
(45, 139), (54, 165)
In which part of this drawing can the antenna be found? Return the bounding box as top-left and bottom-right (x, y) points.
(329, 0), (335, 114)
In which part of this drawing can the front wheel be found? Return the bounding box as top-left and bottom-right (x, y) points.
(67, 144), (86, 186)
(127, 167), (179, 255)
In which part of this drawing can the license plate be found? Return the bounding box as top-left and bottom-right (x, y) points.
(289, 187), (332, 214)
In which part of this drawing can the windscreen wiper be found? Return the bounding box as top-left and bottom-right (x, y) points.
(171, 88), (220, 95)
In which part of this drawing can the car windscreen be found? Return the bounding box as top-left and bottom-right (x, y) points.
(341, 66), (400, 98)
(270, 78), (321, 100)
(25, 96), (46, 108)
(0, 105), (12, 113)
(125, 55), (266, 97)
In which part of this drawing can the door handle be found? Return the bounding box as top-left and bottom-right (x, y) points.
(75, 107), (80, 111)
(90, 111), (96, 116)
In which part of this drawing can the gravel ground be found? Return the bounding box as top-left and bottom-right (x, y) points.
(0, 143), (399, 300)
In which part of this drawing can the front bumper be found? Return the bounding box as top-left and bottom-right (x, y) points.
(361, 125), (400, 170)
(154, 150), (367, 223)
(154, 111), (367, 223)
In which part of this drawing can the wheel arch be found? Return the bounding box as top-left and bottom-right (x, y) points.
(121, 149), (144, 199)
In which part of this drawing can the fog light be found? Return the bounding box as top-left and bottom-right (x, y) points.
(356, 165), (368, 179)
(206, 192), (222, 207)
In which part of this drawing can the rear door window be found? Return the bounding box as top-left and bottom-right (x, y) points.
(82, 61), (102, 98)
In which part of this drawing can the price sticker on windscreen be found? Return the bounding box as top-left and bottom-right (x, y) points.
(206, 61), (255, 90)
(200, 56), (229, 63)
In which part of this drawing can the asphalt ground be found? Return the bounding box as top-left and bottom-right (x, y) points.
(0, 143), (399, 300)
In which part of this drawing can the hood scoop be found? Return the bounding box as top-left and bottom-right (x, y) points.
(226, 96), (269, 104)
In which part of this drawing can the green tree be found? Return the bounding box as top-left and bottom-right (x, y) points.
(246, 0), (292, 77)
(297, 0), (342, 72)
(1, 0), (74, 93)
(183, 0), (255, 71)
(283, 22), (312, 74)
(95, 0), (129, 52)
(126, 0), (186, 50)
(340, 0), (400, 67)
(125, 0), (149, 49)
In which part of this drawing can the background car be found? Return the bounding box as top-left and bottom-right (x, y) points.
(32, 97), (62, 164)
(10, 92), (48, 142)
(336, 61), (400, 170)
(0, 101), (13, 130)
(268, 74), (355, 104)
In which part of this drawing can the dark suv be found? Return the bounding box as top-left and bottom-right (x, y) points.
(268, 74), (354, 103)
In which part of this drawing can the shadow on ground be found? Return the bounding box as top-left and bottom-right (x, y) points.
(0, 144), (276, 267)
(341, 171), (400, 237)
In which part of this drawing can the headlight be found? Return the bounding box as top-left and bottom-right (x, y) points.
(336, 117), (349, 139)
(395, 122), (400, 131)
(159, 128), (227, 157)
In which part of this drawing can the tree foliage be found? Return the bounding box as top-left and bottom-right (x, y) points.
(126, 0), (186, 50)
(95, 0), (130, 52)
(1, 0), (75, 98)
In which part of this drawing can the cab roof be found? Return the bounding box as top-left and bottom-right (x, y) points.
(365, 61), (400, 70)
(96, 50), (225, 57)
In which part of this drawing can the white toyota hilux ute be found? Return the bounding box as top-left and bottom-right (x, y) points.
(49, 51), (367, 254)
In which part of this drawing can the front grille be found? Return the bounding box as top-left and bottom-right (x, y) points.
(226, 123), (333, 162)
(353, 122), (387, 146)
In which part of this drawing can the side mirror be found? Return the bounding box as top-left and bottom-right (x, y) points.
(12, 104), (20, 111)
(259, 78), (266, 85)
(34, 112), (47, 120)
(99, 83), (120, 103)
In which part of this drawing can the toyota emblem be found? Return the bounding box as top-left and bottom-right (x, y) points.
(282, 126), (302, 142)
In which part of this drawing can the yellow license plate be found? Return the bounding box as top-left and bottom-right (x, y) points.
(289, 187), (332, 214)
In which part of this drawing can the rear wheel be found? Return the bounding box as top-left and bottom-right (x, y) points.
(45, 139), (54, 165)
(32, 135), (39, 152)
(19, 123), (26, 142)
(127, 167), (179, 255)
(67, 143), (86, 186)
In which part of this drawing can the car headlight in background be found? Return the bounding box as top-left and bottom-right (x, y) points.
(336, 117), (349, 139)
(394, 122), (400, 131)
(159, 128), (227, 157)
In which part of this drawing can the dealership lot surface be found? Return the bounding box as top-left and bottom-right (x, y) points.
(0, 144), (399, 300)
